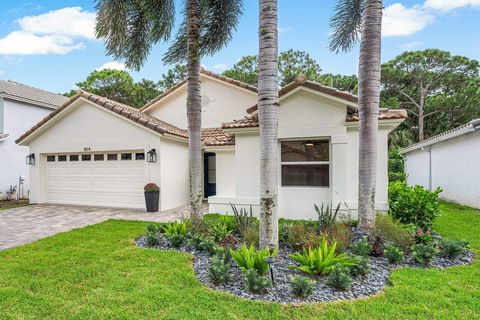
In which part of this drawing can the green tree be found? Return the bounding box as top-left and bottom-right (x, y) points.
(158, 64), (187, 91)
(330, 0), (383, 229)
(95, 0), (242, 221)
(222, 55), (258, 85)
(381, 49), (480, 141)
(317, 73), (358, 93)
(278, 49), (322, 86)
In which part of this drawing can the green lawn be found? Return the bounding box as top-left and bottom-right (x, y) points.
(0, 202), (479, 320)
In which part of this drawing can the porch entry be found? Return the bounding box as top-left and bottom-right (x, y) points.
(204, 152), (216, 197)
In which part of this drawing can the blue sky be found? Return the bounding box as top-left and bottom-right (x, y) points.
(0, 0), (479, 94)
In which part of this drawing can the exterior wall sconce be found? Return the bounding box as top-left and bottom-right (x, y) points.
(147, 149), (157, 163)
(26, 153), (35, 165)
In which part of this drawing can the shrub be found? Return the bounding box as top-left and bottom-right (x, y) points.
(388, 148), (406, 183)
(208, 256), (230, 284)
(230, 203), (256, 236)
(213, 245), (231, 261)
(439, 239), (469, 259)
(241, 223), (259, 246)
(144, 183), (159, 192)
(242, 269), (271, 293)
(189, 233), (216, 254)
(384, 244), (404, 264)
(283, 223), (319, 251)
(166, 234), (185, 248)
(209, 222), (234, 242)
(145, 224), (161, 246)
(350, 237), (372, 257)
(217, 214), (236, 233)
(368, 235), (385, 257)
(327, 266), (353, 290)
(289, 237), (357, 275)
(315, 202), (340, 233)
(371, 214), (414, 252)
(230, 244), (278, 276)
(290, 275), (316, 298)
(323, 222), (353, 254)
(388, 181), (442, 229)
(412, 244), (437, 266)
(349, 255), (370, 276)
(415, 229), (434, 245)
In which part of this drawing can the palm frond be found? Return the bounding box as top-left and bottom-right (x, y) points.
(95, 0), (175, 71)
(329, 0), (364, 53)
(163, 0), (243, 64)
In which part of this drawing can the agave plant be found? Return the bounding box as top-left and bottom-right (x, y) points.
(162, 221), (188, 236)
(230, 243), (278, 276)
(289, 237), (356, 275)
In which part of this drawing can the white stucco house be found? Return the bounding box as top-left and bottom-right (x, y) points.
(400, 119), (480, 209)
(0, 80), (67, 199)
(17, 70), (406, 220)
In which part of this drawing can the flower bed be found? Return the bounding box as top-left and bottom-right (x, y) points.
(135, 211), (474, 304)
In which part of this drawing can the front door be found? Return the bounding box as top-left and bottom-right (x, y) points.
(204, 153), (216, 198)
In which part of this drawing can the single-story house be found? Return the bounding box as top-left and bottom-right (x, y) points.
(0, 80), (67, 199)
(17, 70), (406, 220)
(400, 119), (480, 209)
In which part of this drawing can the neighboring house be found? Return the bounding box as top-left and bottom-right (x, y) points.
(0, 80), (68, 199)
(400, 119), (480, 209)
(17, 70), (406, 220)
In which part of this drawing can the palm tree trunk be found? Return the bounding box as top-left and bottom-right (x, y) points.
(357, 0), (383, 230)
(258, 0), (279, 248)
(186, 0), (203, 222)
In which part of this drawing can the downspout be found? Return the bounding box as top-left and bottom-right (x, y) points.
(421, 146), (432, 191)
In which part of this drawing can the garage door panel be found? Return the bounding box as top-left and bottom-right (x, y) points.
(45, 152), (147, 209)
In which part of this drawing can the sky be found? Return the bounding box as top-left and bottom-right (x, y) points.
(0, 0), (479, 94)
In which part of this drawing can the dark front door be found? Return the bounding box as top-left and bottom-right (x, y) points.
(204, 153), (216, 198)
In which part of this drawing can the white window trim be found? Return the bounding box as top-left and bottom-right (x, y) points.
(279, 138), (331, 188)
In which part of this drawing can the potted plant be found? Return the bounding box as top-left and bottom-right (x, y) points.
(144, 183), (159, 212)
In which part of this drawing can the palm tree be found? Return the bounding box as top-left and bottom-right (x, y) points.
(95, 0), (242, 222)
(330, 0), (383, 229)
(258, 0), (279, 248)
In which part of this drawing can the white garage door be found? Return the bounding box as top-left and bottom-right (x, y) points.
(45, 151), (147, 209)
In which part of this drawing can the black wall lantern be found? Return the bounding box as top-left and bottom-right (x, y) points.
(26, 153), (35, 165)
(146, 149), (157, 163)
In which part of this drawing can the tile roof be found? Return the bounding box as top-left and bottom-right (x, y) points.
(140, 68), (257, 111)
(202, 127), (235, 146)
(246, 75), (358, 114)
(0, 80), (68, 109)
(222, 114), (259, 129)
(16, 91), (188, 144)
(346, 109), (408, 122)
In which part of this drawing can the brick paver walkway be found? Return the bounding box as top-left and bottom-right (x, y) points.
(0, 204), (194, 250)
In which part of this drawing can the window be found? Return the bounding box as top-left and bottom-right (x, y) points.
(94, 154), (104, 161)
(107, 154), (118, 161)
(121, 153), (132, 160)
(281, 140), (330, 187)
(70, 155), (79, 161)
(82, 154), (91, 161)
(47, 155), (55, 162)
(135, 152), (145, 160)
(58, 155), (67, 162)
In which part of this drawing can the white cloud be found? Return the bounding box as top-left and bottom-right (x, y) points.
(96, 61), (126, 71)
(213, 63), (228, 72)
(0, 31), (84, 55)
(383, 3), (435, 37)
(399, 41), (423, 50)
(278, 26), (292, 34)
(0, 7), (95, 56)
(424, 0), (480, 11)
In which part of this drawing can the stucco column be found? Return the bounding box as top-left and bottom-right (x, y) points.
(331, 135), (349, 212)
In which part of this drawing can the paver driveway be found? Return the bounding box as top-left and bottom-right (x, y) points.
(0, 204), (191, 250)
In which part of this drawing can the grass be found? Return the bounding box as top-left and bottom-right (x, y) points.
(0, 202), (479, 319)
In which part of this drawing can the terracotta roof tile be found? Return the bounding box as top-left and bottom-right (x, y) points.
(16, 91), (188, 144)
(202, 127), (235, 146)
(222, 114), (259, 129)
(346, 108), (408, 122)
(246, 75), (358, 114)
(140, 68), (257, 111)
